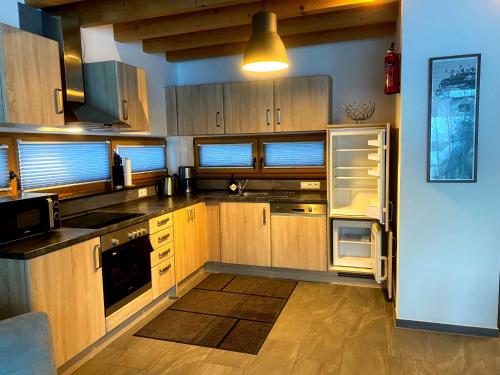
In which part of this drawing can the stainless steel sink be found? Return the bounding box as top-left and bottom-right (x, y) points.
(228, 191), (268, 198)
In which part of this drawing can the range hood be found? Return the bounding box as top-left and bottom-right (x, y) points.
(19, 4), (130, 129)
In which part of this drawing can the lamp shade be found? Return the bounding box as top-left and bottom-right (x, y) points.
(242, 11), (289, 72)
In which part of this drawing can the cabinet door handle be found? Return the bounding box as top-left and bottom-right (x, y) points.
(262, 208), (266, 225)
(158, 249), (171, 259)
(276, 108), (281, 125)
(157, 218), (170, 227)
(122, 99), (129, 121)
(266, 109), (271, 126)
(54, 88), (63, 114)
(93, 244), (102, 270)
(159, 264), (172, 275)
(192, 208), (195, 221)
(216, 111), (222, 127)
(187, 210), (191, 222)
(379, 256), (388, 281)
(158, 233), (171, 244)
(388, 201), (394, 222)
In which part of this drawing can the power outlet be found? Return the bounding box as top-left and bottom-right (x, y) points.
(138, 188), (148, 198)
(300, 181), (321, 190)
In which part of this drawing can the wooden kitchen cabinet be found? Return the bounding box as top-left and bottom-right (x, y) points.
(0, 238), (106, 367)
(176, 83), (224, 135)
(206, 202), (221, 262)
(84, 60), (149, 131)
(220, 202), (271, 266)
(271, 215), (327, 271)
(274, 75), (331, 132)
(174, 203), (208, 282)
(223, 80), (274, 134)
(0, 23), (64, 126)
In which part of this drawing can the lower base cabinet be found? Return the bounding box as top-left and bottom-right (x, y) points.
(174, 202), (208, 282)
(220, 202), (271, 266)
(271, 214), (327, 271)
(152, 256), (175, 299)
(0, 238), (105, 367)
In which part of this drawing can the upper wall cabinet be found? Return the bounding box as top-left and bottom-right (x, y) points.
(177, 83), (224, 135)
(223, 80), (274, 134)
(0, 24), (64, 126)
(84, 61), (149, 132)
(274, 76), (331, 132)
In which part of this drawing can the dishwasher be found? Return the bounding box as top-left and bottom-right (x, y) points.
(270, 203), (328, 271)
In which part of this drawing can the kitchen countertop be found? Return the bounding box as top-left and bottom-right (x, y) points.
(0, 190), (326, 260)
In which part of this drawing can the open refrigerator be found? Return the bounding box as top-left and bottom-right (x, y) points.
(327, 124), (392, 286)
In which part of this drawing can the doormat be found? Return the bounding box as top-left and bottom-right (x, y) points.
(134, 274), (297, 354)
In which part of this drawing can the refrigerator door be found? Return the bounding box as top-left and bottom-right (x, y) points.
(371, 222), (387, 283)
(366, 129), (386, 223)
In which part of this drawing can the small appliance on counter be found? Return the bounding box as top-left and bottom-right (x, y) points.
(112, 151), (125, 190)
(0, 192), (60, 245)
(157, 174), (179, 197)
(179, 166), (196, 193)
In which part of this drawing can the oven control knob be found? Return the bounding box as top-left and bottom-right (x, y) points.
(140, 228), (147, 236)
(111, 239), (120, 247)
(128, 231), (136, 239)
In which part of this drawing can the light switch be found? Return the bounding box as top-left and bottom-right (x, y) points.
(138, 188), (148, 198)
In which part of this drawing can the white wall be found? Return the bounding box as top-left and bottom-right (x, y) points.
(397, 0), (500, 329)
(0, 0), (23, 27)
(176, 36), (396, 124)
(81, 26), (176, 136)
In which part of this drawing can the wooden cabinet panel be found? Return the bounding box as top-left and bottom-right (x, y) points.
(206, 202), (221, 262)
(26, 238), (105, 367)
(223, 80), (274, 134)
(152, 257), (175, 299)
(174, 203), (207, 282)
(149, 212), (173, 234)
(151, 243), (175, 268)
(271, 215), (327, 271)
(116, 62), (149, 131)
(177, 83), (224, 135)
(150, 227), (174, 249)
(274, 75), (331, 132)
(220, 202), (271, 266)
(0, 24), (64, 126)
(165, 86), (178, 136)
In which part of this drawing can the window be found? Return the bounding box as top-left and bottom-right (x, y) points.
(199, 143), (254, 168)
(195, 137), (258, 176)
(18, 141), (111, 191)
(194, 134), (325, 177)
(0, 145), (10, 191)
(116, 145), (167, 174)
(263, 141), (325, 168)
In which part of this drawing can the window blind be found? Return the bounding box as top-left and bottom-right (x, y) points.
(18, 141), (111, 191)
(263, 141), (325, 168)
(0, 145), (10, 191)
(116, 145), (166, 173)
(199, 143), (253, 168)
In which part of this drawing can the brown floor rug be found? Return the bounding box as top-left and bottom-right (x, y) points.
(134, 273), (297, 354)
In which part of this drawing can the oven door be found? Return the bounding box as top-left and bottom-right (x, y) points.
(102, 236), (153, 316)
(0, 197), (55, 244)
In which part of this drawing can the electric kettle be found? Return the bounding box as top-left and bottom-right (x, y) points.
(157, 174), (178, 197)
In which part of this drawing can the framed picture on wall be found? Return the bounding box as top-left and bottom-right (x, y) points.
(427, 54), (481, 182)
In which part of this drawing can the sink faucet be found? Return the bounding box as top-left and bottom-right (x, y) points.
(237, 179), (249, 195)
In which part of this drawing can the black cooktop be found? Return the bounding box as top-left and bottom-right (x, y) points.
(61, 211), (145, 229)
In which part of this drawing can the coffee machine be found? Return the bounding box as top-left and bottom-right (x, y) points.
(179, 166), (195, 193)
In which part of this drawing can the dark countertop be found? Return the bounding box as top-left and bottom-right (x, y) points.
(0, 190), (326, 260)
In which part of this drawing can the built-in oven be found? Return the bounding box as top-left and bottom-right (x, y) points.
(100, 221), (152, 316)
(0, 192), (60, 245)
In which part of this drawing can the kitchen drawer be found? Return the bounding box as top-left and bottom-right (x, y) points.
(150, 227), (174, 249)
(151, 242), (175, 268)
(152, 257), (175, 299)
(149, 212), (173, 234)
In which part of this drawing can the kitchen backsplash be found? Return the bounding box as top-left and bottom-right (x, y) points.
(196, 179), (327, 191)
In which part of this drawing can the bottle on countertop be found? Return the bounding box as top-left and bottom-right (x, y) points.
(228, 174), (238, 195)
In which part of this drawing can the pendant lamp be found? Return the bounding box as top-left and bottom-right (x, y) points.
(242, 11), (289, 72)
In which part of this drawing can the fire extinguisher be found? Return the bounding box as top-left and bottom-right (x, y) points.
(384, 43), (400, 95)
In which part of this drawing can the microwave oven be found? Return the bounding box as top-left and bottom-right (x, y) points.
(0, 193), (60, 245)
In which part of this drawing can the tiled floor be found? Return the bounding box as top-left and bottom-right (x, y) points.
(74, 280), (499, 375)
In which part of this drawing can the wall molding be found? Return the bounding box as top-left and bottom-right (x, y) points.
(395, 318), (498, 338)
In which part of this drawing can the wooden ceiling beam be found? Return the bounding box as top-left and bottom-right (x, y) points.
(144, 2), (398, 53)
(114, 0), (398, 42)
(25, 0), (84, 7)
(165, 22), (396, 62)
(70, 0), (258, 28)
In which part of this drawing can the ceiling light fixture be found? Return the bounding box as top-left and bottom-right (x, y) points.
(242, 11), (289, 72)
